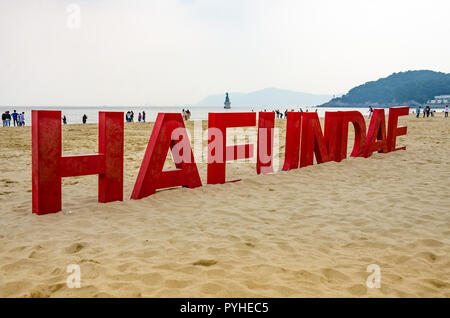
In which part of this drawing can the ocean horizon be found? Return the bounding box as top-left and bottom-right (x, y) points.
(0, 105), (410, 125)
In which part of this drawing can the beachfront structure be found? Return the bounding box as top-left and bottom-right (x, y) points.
(425, 95), (450, 108)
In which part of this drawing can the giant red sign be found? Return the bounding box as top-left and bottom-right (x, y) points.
(31, 108), (409, 215)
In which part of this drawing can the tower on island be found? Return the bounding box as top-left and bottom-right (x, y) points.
(224, 92), (231, 109)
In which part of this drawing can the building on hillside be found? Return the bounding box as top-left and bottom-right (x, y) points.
(425, 95), (450, 108)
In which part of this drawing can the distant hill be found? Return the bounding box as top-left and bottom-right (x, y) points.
(195, 88), (332, 107)
(321, 70), (450, 107)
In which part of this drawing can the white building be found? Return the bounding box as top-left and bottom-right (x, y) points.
(426, 95), (450, 107)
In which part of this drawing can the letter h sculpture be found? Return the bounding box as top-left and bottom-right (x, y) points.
(32, 110), (124, 215)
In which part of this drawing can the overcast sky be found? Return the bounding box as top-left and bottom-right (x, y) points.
(0, 0), (449, 106)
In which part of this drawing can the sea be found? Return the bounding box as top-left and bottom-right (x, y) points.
(1, 105), (412, 125)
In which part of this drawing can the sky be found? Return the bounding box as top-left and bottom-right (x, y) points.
(0, 0), (449, 106)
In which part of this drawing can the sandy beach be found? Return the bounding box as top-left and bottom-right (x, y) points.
(0, 113), (449, 298)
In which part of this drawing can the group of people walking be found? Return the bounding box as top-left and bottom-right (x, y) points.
(414, 105), (447, 118)
(273, 108), (315, 119)
(60, 111), (148, 125)
(2, 110), (25, 127)
(182, 109), (191, 121)
(126, 111), (146, 123)
(275, 110), (289, 119)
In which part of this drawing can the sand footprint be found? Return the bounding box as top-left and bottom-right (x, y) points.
(192, 259), (218, 267)
(416, 251), (440, 263)
(141, 273), (164, 286)
(293, 270), (321, 283)
(418, 239), (444, 247)
(320, 268), (350, 283)
(200, 282), (223, 295)
(347, 284), (368, 296)
(422, 279), (448, 290)
(0, 281), (33, 297)
(27, 283), (66, 298)
(64, 242), (87, 254)
(164, 279), (192, 289)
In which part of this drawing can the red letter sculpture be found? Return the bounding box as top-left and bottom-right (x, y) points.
(282, 112), (303, 171)
(363, 108), (388, 157)
(131, 113), (202, 200)
(300, 112), (330, 168)
(32, 111), (124, 215)
(257, 112), (275, 175)
(387, 107), (409, 152)
(341, 111), (367, 158)
(324, 111), (344, 162)
(207, 112), (256, 184)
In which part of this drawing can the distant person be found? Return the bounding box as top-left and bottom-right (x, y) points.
(19, 112), (25, 126)
(186, 109), (191, 120)
(138, 113), (142, 122)
(142, 111), (146, 122)
(62, 115), (67, 125)
(368, 106), (373, 119)
(12, 110), (19, 126)
(82, 114), (87, 124)
(1, 111), (6, 127)
(416, 106), (421, 118)
(4, 111), (11, 127)
(445, 105), (449, 118)
(426, 106), (431, 118)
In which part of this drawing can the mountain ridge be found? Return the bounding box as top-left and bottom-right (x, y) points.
(320, 70), (450, 107)
(195, 87), (332, 107)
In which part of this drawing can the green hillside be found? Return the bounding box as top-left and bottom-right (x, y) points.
(321, 70), (450, 107)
